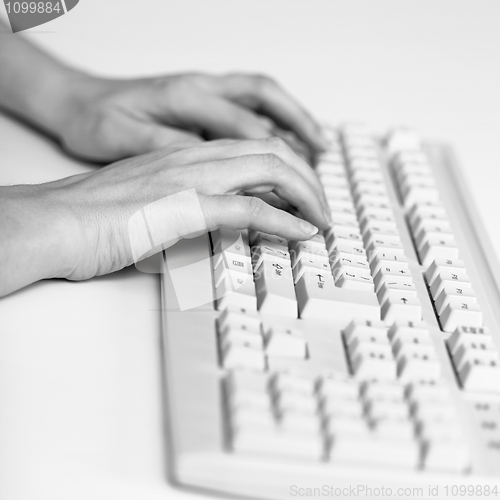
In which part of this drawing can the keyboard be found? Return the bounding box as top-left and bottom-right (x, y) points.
(160, 124), (500, 498)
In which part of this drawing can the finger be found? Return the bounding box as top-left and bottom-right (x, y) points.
(179, 137), (329, 216)
(215, 74), (328, 152)
(201, 194), (319, 241)
(194, 153), (329, 229)
(252, 192), (291, 211)
(123, 120), (203, 156)
(170, 92), (275, 140)
(272, 127), (312, 162)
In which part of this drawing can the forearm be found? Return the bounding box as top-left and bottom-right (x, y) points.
(0, 184), (76, 297)
(0, 18), (94, 139)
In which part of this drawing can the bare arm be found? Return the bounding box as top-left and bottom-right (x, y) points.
(0, 18), (87, 137)
(0, 18), (327, 161)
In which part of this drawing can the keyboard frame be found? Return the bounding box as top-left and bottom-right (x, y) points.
(160, 142), (500, 496)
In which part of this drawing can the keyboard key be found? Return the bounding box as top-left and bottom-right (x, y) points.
(279, 410), (321, 433)
(367, 238), (405, 256)
(331, 256), (370, 272)
(388, 321), (429, 341)
(422, 438), (471, 473)
(254, 260), (296, 318)
(213, 255), (252, 287)
(226, 369), (269, 397)
(343, 319), (388, 346)
(321, 396), (364, 418)
(374, 264), (412, 284)
(349, 157), (381, 172)
(457, 353), (500, 393)
(419, 238), (460, 268)
(222, 343), (266, 371)
(452, 342), (498, 373)
(292, 257), (331, 284)
(329, 241), (367, 258)
(406, 382), (452, 405)
(403, 185), (440, 209)
(440, 301), (482, 333)
(372, 419), (415, 440)
(213, 239), (251, 266)
(411, 400), (458, 423)
(360, 218), (399, 237)
(349, 343), (397, 382)
(396, 344), (440, 383)
(252, 245), (291, 270)
(369, 251), (409, 274)
(295, 271), (336, 319)
(319, 376), (359, 399)
(212, 228), (249, 250)
(407, 202), (446, 225)
(265, 326), (307, 359)
(221, 329), (264, 350)
(381, 295), (422, 324)
(376, 281), (417, 305)
(272, 372), (316, 395)
(218, 309), (261, 334)
(249, 230), (287, 249)
(391, 331), (433, 357)
(365, 399), (410, 421)
(334, 267), (374, 291)
(290, 242), (329, 260)
(331, 434), (419, 468)
(319, 173), (349, 189)
(228, 384), (270, 411)
(447, 329), (496, 356)
(359, 206), (395, 223)
(393, 149), (429, 166)
(277, 390), (318, 414)
(434, 286), (476, 315)
(350, 169), (384, 184)
(231, 405), (275, 429)
(215, 275), (257, 312)
(386, 128), (422, 155)
(325, 415), (369, 436)
(425, 258), (466, 286)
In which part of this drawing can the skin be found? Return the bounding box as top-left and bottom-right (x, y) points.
(0, 19), (330, 297)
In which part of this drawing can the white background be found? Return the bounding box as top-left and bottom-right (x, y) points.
(0, 1), (499, 499)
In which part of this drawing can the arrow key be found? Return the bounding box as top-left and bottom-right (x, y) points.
(381, 295), (422, 324)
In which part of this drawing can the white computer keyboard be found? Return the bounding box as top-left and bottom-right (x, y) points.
(160, 124), (500, 499)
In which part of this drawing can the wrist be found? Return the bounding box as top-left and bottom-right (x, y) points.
(0, 183), (81, 296)
(42, 68), (104, 140)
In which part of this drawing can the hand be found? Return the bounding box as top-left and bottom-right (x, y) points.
(56, 72), (328, 162)
(0, 138), (330, 295)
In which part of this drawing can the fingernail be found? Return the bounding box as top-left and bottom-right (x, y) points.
(299, 220), (319, 236)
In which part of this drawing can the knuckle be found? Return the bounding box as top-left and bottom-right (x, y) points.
(264, 136), (288, 153)
(252, 73), (276, 92)
(244, 196), (265, 220)
(260, 152), (286, 175)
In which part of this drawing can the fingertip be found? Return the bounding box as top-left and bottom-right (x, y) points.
(298, 219), (319, 237)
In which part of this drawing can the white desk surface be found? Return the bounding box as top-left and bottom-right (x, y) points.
(1, 1), (500, 499)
